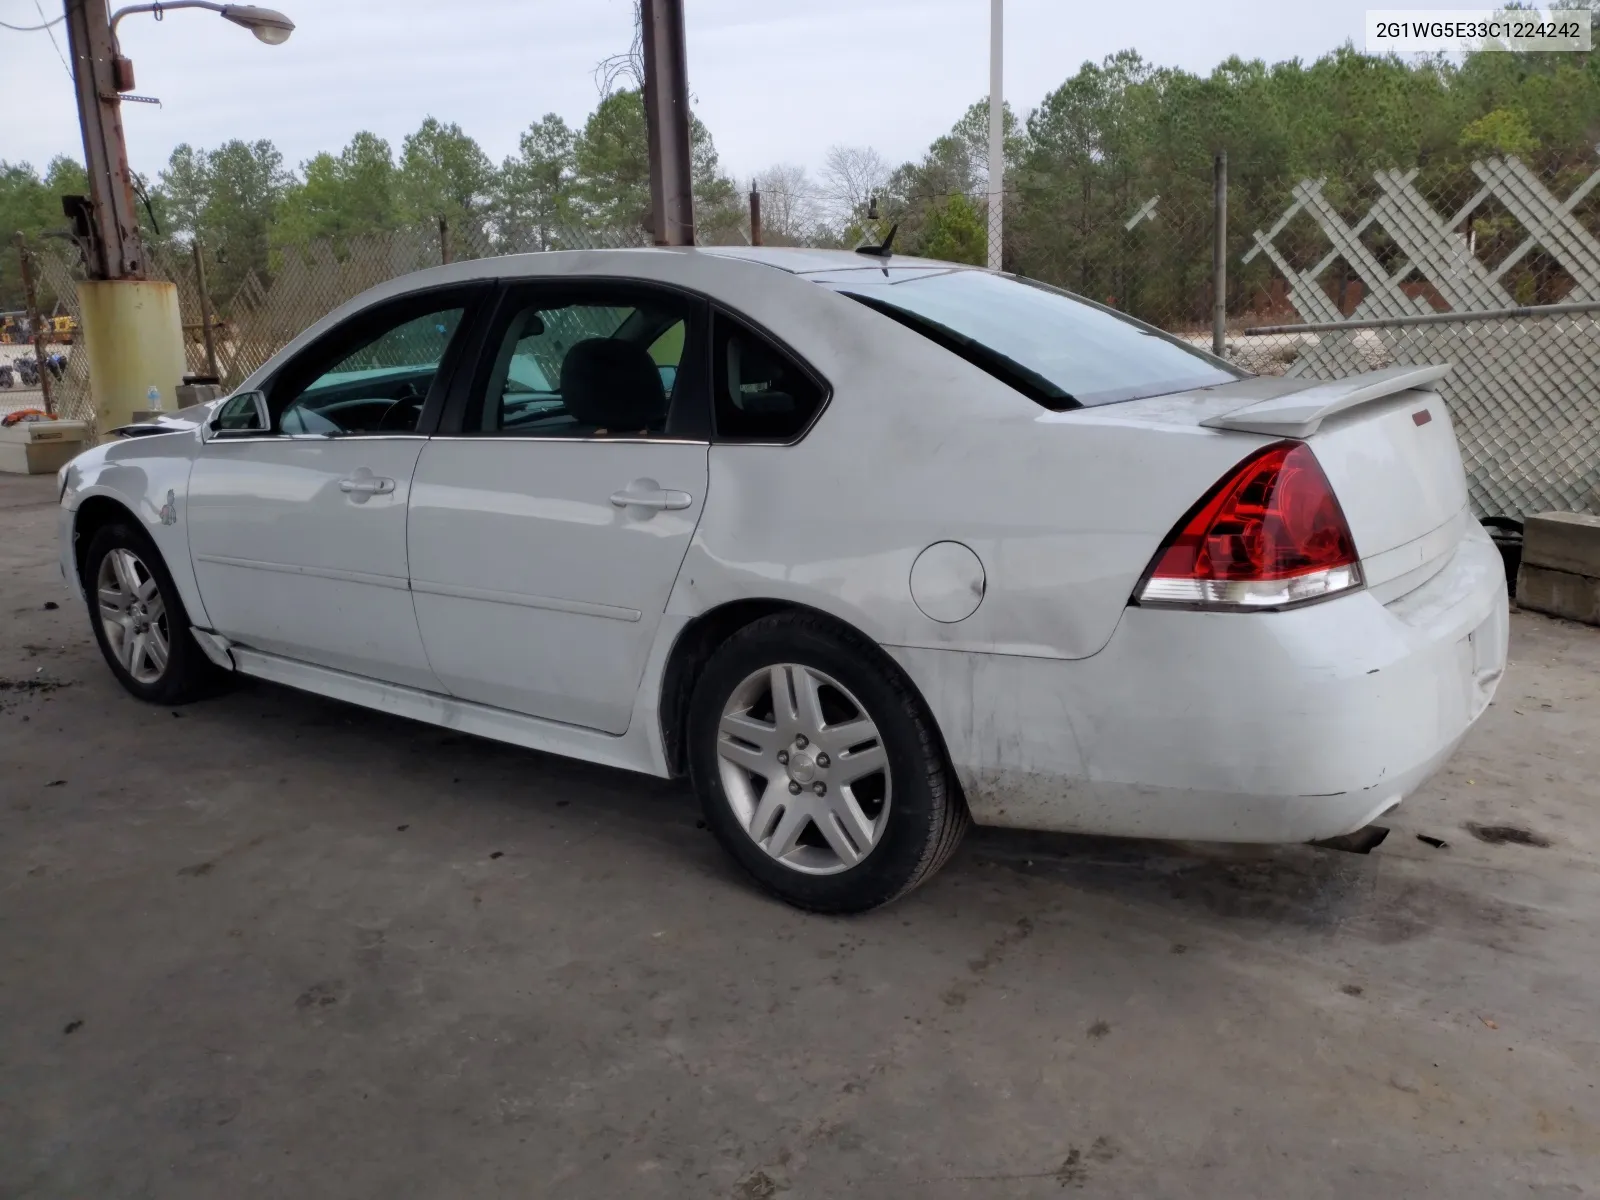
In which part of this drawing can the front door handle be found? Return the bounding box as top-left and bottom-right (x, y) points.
(339, 472), (395, 503)
(610, 478), (693, 512)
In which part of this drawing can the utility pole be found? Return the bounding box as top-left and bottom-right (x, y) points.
(749, 187), (762, 246)
(987, 0), (1003, 270)
(63, 0), (145, 280)
(640, 0), (695, 246)
(60, 0), (187, 432)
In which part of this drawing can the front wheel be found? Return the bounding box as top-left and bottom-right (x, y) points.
(687, 611), (968, 913)
(84, 521), (221, 705)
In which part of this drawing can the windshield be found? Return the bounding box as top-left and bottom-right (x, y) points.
(829, 269), (1241, 408)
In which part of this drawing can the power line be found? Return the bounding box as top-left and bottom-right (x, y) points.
(34, 0), (72, 80)
(0, 11), (64, 30)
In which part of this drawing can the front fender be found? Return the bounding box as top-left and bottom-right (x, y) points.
(63, 430), (210, 629)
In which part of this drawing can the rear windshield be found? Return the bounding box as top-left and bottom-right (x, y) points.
(830, 269), (1241, 409)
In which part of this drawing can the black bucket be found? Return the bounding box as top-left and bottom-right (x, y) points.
(1481, 518), (1523, 597)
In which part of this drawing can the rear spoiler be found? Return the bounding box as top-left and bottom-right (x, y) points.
(1200, 364), (1450, 438)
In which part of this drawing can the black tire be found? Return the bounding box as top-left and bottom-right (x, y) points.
(84, 520), (223, 705)
(687, 610), (969, 913)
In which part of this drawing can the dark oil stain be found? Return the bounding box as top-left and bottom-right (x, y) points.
(294, 982), (342, 1010)
(1056, 1148), (1085, 1187)
(1056, 1136), (1118, 1188)
(1466, 822), (1551, 848)
(62, 1019), (83, 1035)
(1341, 983), (1364, 996)
(1087, 1020), (1111, 1039)
(176, 861), (214, 877)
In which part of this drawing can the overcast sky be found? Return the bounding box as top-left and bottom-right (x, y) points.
(5, 0), (1395, 183)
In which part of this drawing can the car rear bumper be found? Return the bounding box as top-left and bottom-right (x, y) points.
(890, 521), (1510, 843)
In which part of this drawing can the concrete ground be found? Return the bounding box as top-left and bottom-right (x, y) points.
(2, 470), (1597, 1199)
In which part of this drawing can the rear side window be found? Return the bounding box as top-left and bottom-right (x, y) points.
(470, 291), (695, 438)
(712, 312), (826, 442)
(833, 269), (1240, 409)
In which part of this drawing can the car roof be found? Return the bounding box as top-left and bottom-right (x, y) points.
(242, 245), (983, 393)
(695, 245), (972, 275)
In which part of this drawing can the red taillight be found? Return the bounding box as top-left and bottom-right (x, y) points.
(1137, 441), (1363, 610)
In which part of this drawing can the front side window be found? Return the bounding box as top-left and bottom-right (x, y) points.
(275, 306), (464, 435)
(473, 294), (691, 437)
(712, 313), (826, 441)
(832, 269), (1240, 409)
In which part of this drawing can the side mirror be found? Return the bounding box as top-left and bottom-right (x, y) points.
(206, 390), (270, 438)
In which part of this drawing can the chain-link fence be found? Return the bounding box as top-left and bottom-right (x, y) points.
(1240, 305), (1600, 520)
(1020, 152), (1600, 523)
(1220, 156), (1600, 522)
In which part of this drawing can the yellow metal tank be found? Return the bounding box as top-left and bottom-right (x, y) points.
(78, 279), (187, 437)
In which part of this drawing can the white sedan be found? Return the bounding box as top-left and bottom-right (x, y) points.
(57, 247), (1509, 912)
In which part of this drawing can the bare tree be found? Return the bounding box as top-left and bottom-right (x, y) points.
(594, 0), (644, 94)
(820, 145), (891, 228)
(750, 164), (820, 244)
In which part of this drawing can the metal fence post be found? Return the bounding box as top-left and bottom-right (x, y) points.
(1212, 150), (1227, 358)
(191, 238), (220, 382)
(439, 216), (451, 265)
(14, 234), (55, 417)
(749, 188), (762, 246)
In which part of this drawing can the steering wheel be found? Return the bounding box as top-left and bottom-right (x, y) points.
(377, 383), (425, 431)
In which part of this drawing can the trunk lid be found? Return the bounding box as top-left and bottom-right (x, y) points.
(1290, 385), (1469, 598)
(1108, 366), (1471, 599)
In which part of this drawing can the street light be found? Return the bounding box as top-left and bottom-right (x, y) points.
(110, 2), (294, 57)
(105, 2), (295, 113)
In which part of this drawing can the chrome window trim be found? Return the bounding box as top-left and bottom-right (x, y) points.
(203, 433), (431, 444)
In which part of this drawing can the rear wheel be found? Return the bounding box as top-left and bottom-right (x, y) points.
(688, 611), (968, 913)
(85, 522), (220, 704)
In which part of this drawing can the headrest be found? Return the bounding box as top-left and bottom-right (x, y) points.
(559, 338), (666, 431)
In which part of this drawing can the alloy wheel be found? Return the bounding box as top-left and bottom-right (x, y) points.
(97, 548), (170, 685)
(716, 663), (892, 875)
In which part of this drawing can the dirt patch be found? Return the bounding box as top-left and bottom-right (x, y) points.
(0, 676), (72, 713)
(0, 677), (69, 694)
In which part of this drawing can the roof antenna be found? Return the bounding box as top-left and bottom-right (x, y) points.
(855, 222), (897, 258)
